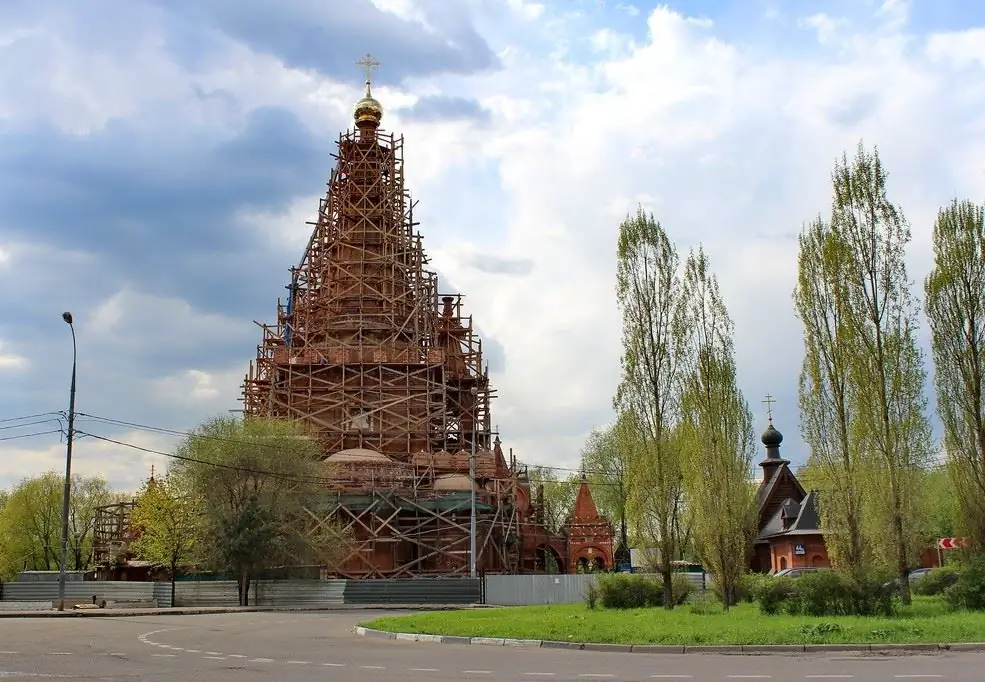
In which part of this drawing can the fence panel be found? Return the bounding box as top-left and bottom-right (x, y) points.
(0, 581), (156, 604)
(343, 578), (479, 605)
(256, 580), (346, 607)
(484, 574), (596, 606)
(173, 580), (239, 607)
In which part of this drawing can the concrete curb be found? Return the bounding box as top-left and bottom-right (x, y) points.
(353, 626), (985, 656)
(0, 604), (475, 618)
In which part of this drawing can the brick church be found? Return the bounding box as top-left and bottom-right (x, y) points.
(750, 417), (829, 574)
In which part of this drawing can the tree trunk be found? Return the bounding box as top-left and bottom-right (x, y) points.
(169, 564), (177, 608)
(661, 568), (674, 610)
(238, 569), (251, 606)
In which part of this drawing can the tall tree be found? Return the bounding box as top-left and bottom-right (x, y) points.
(831, 142), (933, 604)
(171, 416), (350, 605)
(924, 199), (985, 548)
(612, 205), (688, 608)
(130, 472), (198, 606)
(678, 246), (756, 609)
(68, 476), (113, 571)
(794, 216), (869, 575)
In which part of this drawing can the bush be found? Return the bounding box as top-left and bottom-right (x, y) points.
(593, 573), (693, 609)
(671, 574), (694, 606)
(738, 572), (770, 604)
(913, 565), (960, 596)
(585, 582), (599, 609)
(753, 575), (796, 615)
(946, 557), (985, 610)
(751, 570), (895, 617)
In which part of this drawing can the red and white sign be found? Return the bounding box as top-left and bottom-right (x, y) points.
(938, 537), (968, 550)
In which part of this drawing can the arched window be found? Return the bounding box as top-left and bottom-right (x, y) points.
(779, 556), (788, 570)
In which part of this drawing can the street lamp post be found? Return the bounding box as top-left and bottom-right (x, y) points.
(56, 312), (77, 612)
(469, 386), (479, 579)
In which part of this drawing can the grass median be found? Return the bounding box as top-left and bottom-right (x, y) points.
(362, 598), (985, 645)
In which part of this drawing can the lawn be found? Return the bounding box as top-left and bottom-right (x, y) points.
(362, 598), (985, 645)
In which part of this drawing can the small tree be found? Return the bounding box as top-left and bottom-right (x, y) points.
(130, 473), (197, 607)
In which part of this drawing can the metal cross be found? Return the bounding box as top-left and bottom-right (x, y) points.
(763, 393), (776, 423)
(356, 53), (381, 86)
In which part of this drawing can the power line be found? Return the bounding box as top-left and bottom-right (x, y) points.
(0, 418), (64, 432)
(0, 412), (61, 424)
(0, 429), (63, 442)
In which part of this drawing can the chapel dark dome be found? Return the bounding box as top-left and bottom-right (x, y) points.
(761, 423), (783, 447)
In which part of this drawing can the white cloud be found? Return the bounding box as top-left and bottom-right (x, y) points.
(799, 13), (847, 44)
(86, 288), (252, 352)
(151, 367), (246, 406)
(0, 340), (28, 371)
(925, 28), (985, 67)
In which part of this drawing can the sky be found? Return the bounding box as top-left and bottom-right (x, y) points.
(0, 0), (983, 492)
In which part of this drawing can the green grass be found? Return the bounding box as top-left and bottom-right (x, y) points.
(362, 597), (985, 645)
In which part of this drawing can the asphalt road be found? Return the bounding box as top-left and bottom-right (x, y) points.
(0, 610), (983, 681)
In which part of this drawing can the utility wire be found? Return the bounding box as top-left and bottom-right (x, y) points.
(0, 429), (63, 442)
(0, 412), (61, 424)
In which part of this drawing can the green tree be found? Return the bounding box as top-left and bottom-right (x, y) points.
(526, 466), (577, 535)
(678, 246), (756, 609)
(830, 143), (933, 605)
(130, 473), (197, 606)
(171, 416), (349, 605)
(924, 199), (985, 549)
(612, 205), (688, 608)
(0, 472), (112, 578)
(794, 216), (869, 575)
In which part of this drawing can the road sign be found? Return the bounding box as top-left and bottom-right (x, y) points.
(938, 537), (967, 549)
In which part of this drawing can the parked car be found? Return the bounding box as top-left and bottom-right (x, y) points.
(907, 567), (933, 583)
(772, 567), (830, 579)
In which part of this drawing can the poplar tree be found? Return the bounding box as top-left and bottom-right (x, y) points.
(678, 246), (756, 608)
(612, 206), (687, 608)
(924, 199), (985, 548)
(579, 421), (630, 556)
(794, 217), (869, 575)
(830, 143), (932, 604)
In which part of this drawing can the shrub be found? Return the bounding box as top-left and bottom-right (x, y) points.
(585, 582), (599, 609)
(913, 565), (960, 596)
(787, 571), (853, 616)
(945, 557), (985, 610)
(594, 573), (692, 609)
(596, 574), (662, 609)
(738, 572), (770, 604)
(671, 574), (694, 606)
(754, 575), (796, 615)
(751, 569), (895, 617)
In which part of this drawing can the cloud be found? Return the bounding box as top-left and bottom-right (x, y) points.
(398, 95), (492, 123)
(1, 0), (984, 492)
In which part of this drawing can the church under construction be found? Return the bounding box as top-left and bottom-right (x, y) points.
(233, 56), (613, 579)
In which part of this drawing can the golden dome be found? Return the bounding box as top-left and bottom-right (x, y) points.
(354, 89), (383, 126)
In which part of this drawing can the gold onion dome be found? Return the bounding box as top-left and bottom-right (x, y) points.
(354, 84), (383, 125)
(354, 53), (383, 126)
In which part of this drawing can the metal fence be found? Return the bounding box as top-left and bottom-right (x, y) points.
(344, 578), (479, 605)
(484, 572), (711, 606)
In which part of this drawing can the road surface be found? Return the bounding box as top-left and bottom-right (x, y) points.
(0, 610), (981, 680)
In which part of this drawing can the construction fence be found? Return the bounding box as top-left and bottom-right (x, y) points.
(0, 573), (709, 609)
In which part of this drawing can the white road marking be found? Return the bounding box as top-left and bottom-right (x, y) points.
(523, 674), (556, 677)
(411, 669), (440, 672)
(185, 649), (200, 653)
(205, 651), (221, 655)
(579, 675), (615, 678)
(323, 663), (346, 667)
(202, 656), (225, 660)
(49, 653), (72, 656)
(152, 654), (177, 658)
(287, 660), (310, 665)
(228, 654), (246, 658)
(807, 677), (853, 680)
(463, 671), (493, 675)
(0, 652), (19, 654)
(728, 677), (771, 680)
(248, 658), (273, 662)
(361, 665), (386, 669)
(650, 677), (693, 680)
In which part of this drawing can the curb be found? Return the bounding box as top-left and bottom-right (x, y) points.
(0, 604), (474, 618)
(354, 627), (985, 656)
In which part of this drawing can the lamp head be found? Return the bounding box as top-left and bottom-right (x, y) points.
(62, 312), (73, 325)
